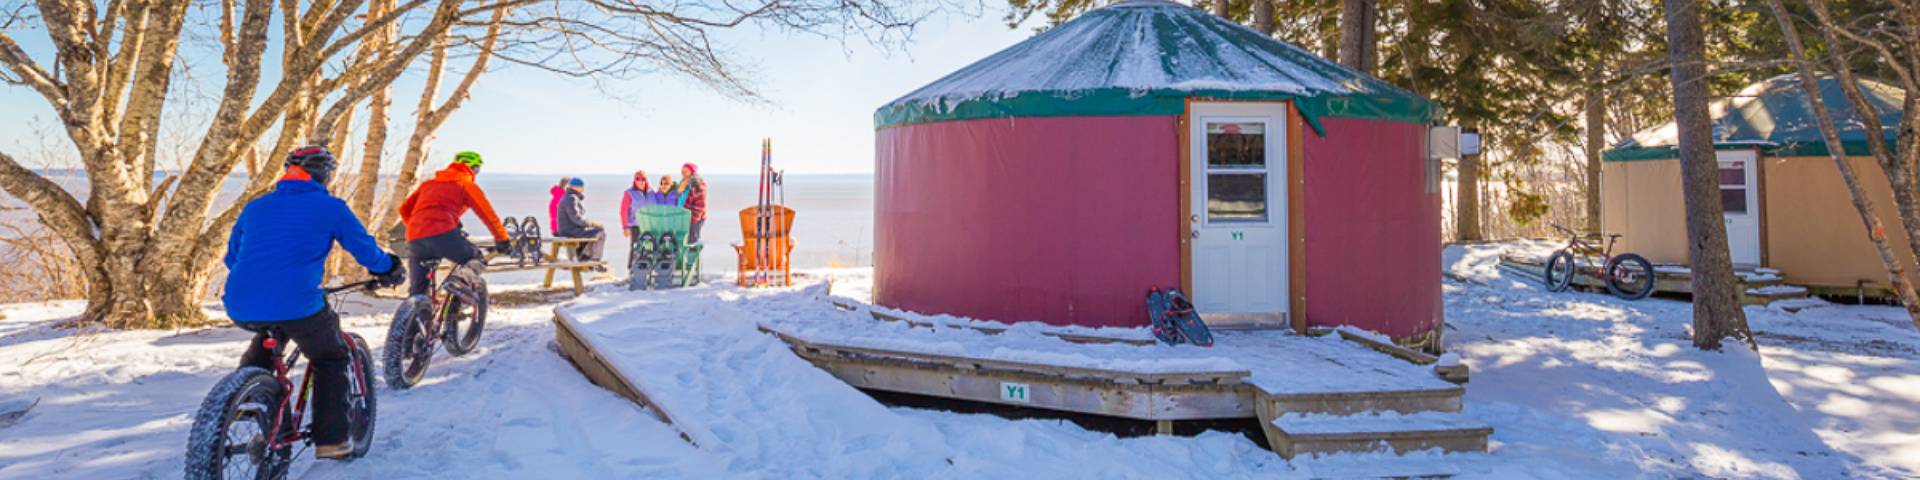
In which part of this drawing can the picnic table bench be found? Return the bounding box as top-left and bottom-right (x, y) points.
(448, 237), (606, 296)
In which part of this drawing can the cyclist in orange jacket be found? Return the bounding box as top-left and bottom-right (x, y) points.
(397, 151), (511, 296)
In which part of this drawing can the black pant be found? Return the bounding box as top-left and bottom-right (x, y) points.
(236, 306), (350, 445)
(407, 230), (481, 296)
(689, 218), (705, 244)
(560, 226), (606, 262)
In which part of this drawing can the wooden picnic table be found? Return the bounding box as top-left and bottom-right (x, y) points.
(447, 237), (606, 296)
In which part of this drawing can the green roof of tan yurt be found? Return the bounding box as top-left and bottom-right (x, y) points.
(1604, 74), (1904, 161)
(873, 0), (1439, 131)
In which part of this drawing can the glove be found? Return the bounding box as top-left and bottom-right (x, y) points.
(489, 239), (513, 255)
(371, 253), (407, 288)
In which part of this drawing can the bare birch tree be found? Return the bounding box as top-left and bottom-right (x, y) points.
(0, 0), (479, 327)
(1762, 0), (1920, 332)
(0, 0), (934, 328)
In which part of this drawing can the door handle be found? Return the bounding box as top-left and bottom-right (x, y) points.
(1191, 230), (1200, 239)
(1190, 214), (1200, 223)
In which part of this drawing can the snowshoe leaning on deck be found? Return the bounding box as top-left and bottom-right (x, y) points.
(1163, 288), (1213, 347)
(1145, 288), (1187, 345)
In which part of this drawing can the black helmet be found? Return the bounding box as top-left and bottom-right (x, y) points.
(285, 145), (337, 188)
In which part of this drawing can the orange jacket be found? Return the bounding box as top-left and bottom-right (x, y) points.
(398, 162), (510, 242)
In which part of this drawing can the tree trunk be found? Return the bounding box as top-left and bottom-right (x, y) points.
(1768, 0), (1920, 331)
(1585, 89), (1605, 234)
(1664, 0), (1753, 350)
(1455, 133), (1483, 242)
(1252, 0), (1275, 35)
(1803, 0), (1920, 325)
(349, 0), (397, 220)
(1338, 0), (1378, 74)
(1213, 0), (1231, 20)
(374, 7), (508, 232)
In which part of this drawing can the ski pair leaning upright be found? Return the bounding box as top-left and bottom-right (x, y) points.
(1146, 287), (1214, 347)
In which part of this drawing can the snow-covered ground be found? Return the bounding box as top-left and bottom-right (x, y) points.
(1, 246), (1916, 478)
(1446, 242), (1920, 479)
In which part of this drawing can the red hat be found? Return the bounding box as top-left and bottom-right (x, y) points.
(682, 163), (698, 175)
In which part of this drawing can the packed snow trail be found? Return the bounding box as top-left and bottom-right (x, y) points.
(0, 294), (725, 479)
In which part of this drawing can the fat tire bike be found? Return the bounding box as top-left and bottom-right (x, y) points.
(1544, 223), (1656, 300)
(382, 257), (487, 390)
(184, 281), (379, 480)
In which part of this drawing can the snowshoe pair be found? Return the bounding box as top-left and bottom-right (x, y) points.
(500, 216), (545, 268)
(629, 233), (657, 291)
(653, 233), (680, 290)
(1145, 287), (1214, 347)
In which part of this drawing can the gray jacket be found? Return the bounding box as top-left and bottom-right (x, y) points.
(556, 189), (597, 237)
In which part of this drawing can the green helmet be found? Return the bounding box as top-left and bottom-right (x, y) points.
(454, 151), (484, 170)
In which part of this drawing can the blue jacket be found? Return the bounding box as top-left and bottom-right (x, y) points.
(222, 179), (394, 322)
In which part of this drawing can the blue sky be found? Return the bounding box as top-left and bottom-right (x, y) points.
(1, 6), (1043, 175)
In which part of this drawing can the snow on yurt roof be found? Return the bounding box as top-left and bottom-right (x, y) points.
(874, 0), (1438, 130)
(1604, 74), (1903, 161)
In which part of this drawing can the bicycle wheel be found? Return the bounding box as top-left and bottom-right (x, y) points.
(344, 333), (378, 459)
(441, 279), (488, 356)
(1544, 251), (1577, 292)
(185, 367), (292, 480)
(1605, 253), (1657, 300)
(382, 298), (435, 390)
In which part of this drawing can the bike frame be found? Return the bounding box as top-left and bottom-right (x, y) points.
(1559, 229), (1625, 281)
(260, 329), (371, 451)
(407, 262), (482, 354)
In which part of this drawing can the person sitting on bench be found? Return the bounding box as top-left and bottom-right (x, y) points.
(556, 178), (608, 270)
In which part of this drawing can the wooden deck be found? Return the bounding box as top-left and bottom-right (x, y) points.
(1497, 252), (1809, 304)
(551, 293), (1491, 466)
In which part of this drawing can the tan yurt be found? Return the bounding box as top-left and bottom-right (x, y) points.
(1600, 73), (1907, 295)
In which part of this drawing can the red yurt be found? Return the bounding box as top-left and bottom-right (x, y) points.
(873, 0), (1444, 347)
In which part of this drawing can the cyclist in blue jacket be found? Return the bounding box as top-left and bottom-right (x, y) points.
(221, 145), (405, 459)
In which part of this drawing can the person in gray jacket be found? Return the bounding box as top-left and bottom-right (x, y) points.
(556, 178), (607, 268)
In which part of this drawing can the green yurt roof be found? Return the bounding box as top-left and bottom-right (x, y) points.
(873, 0), (1438, 131)
(1604, 74), (1904, 161)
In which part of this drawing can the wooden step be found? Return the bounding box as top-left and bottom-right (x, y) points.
(1263, 411), (1492, 459)
(1256, 385), (1464, 416)
(1743, 284), (1810, 305)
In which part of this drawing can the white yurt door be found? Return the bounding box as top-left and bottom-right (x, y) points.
(1718, 150), (1762, 266)
(1188, 102), (1289, 325)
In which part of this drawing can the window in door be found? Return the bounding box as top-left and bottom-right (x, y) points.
(1719, 161), (1748, 214)
(1205, 122), (1269, 223)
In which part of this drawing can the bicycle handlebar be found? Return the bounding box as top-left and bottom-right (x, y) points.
(323, 280), (378, 294)
(1551, 224), (1577, 235)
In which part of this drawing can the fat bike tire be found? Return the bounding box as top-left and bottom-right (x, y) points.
(1605, 253), (1657, 300)
(184, 367), (291, 480)
(345, 333), (378, 458)
(382, 298), (434, 390)
(441, 279), (488, 357)
(1545, 251), (1577, 292)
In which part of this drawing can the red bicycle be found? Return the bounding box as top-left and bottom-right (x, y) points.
(184, 281), (379, 480)
(1545, 224), (1656, 300)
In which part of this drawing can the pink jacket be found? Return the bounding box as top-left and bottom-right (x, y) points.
(547, 185), (564, 234)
